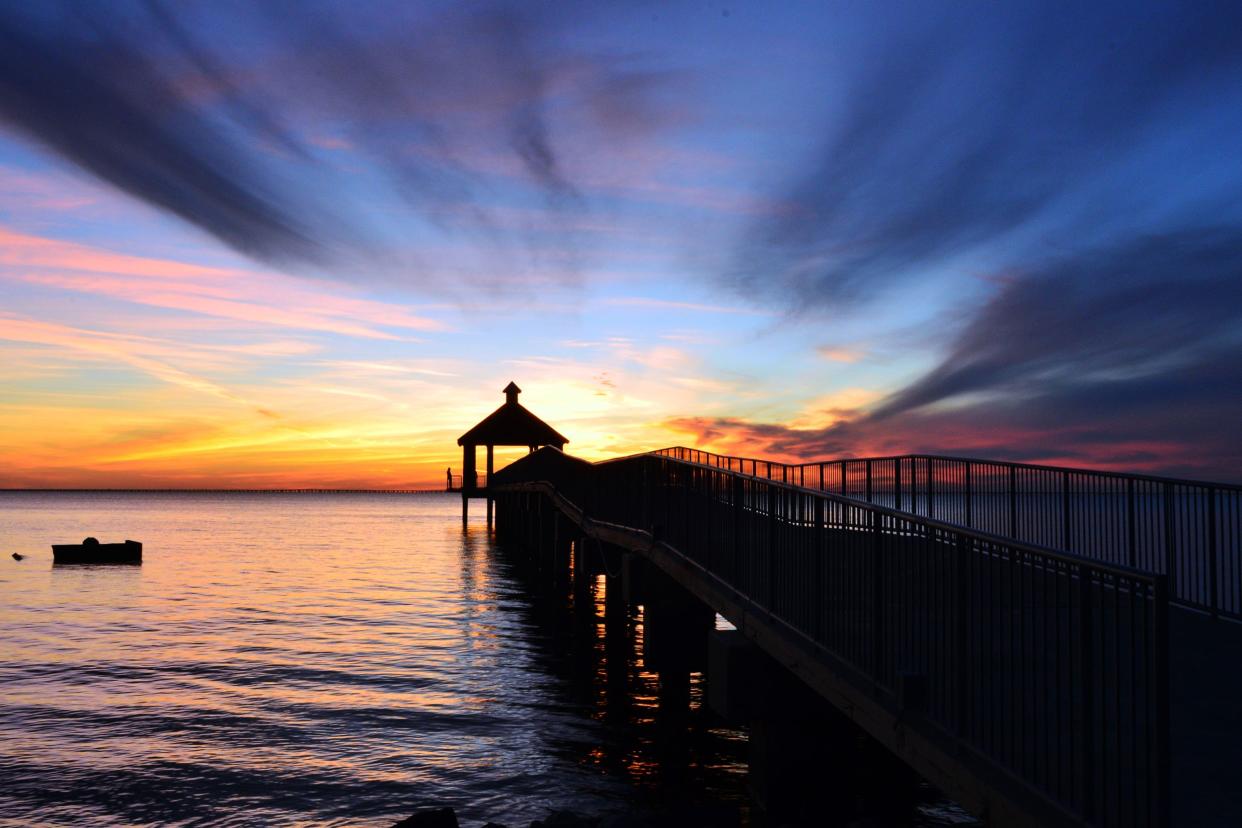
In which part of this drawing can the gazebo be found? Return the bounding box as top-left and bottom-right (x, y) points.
(456, 382), (568, 520)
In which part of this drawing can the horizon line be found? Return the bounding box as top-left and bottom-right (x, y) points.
(0, 487), (451, 494)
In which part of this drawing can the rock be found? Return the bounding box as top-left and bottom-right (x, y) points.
(390, 807), (459, 828)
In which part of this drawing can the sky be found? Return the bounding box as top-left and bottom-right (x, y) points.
(2, 0), (1241, 488)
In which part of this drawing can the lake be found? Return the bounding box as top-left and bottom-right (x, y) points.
(0, 492), (968, 827)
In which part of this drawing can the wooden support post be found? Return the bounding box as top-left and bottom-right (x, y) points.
(644, 571), (713, 674)
(707, 628), (755, 723)
(747, 653), (906, 825)
(572, 535), (593, 618)
(461, 442), (475, 522)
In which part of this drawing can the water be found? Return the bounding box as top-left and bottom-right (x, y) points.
(0, 492), (971, 827)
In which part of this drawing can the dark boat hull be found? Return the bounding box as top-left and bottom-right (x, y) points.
(52, 540), (142, 565)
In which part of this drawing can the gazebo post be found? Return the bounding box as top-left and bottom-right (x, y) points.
(462, 442), (475, 521)
(455, 382), (568, 526)
(486, 444), (494, 528)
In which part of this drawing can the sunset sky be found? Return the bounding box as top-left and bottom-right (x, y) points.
(2, 1), (1241, 488)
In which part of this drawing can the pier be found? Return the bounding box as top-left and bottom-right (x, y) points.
(456, 382), (568, 522)
(484, 443), (1242, 827)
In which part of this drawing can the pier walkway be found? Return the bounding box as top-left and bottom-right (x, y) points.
(486, 446), (1242, 827)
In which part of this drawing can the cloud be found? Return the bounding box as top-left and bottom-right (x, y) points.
(0, 1), (683, 283)
(0, 5), (326, 265)
(816, 346), (864, 363)
(0, 226), (446, 338)
(733, 2), (1242, 308)
(0, 314), (279, 416)
(870, 229), (1242, 421)
(665, 230), (1242, 481)
(602, 296), (773, 316)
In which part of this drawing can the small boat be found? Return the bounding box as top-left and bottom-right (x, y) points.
(52, 537), (142, 565)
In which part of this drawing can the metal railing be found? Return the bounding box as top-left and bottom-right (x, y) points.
(447, 472), (483, 492)
(654, 447), (1242, 619)
(551, 451), (1170, 828)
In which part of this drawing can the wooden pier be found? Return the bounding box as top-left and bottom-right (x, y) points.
(483, 445), (1242, 827)
(456, 382), (567, 521)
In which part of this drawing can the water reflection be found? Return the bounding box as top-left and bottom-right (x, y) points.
(494, 536), (751, 824)
(0, 493), (969, 827)
(491, 525), (978, 828)
(1, 494), (674, 826)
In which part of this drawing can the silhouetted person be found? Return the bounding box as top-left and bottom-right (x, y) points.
(446, 467), (452, 490)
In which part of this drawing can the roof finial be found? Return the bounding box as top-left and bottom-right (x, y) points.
(503, 381), (521, 404)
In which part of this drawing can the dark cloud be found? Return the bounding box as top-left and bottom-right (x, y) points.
(671, 230), (1242, 481)
(694, 2), (1242, 479)
(0, 5), (325, 264)
(0, 1), (674, 280)
(669, 379), (1242, 481)
(734, 2), (1242, 307)
(872, 228), (1242, 419)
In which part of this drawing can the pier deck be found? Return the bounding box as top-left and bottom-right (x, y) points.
(488, 446), (1242, 827)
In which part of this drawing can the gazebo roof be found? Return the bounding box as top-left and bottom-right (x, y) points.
(457, 382), (569, 447)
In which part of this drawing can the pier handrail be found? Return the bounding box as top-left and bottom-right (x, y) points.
(651, 446), (1241, 619)
(654, 446), (1242, 491)
(496, 447), (1171, 826)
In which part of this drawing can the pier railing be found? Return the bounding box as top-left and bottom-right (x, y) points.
(448, 472), (483, 492)
(567, 451), (1170, 828)
(654, 447), (1242, 619)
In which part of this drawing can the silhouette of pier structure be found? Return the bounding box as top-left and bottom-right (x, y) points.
(459, 384), (1242, 826)
(455, 382), (568, 522)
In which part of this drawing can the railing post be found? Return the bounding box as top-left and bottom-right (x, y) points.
(1009, 465), (1018, 539)
(1163, 482), (1176, 594)
(1127, 478), (1137, 569)
(684, 464), (693, 548)
(871, 507), (884, 685)
(733, 474), (743, 582)
(1062, 470), (1073, 553)
(894, 458), (903, 512)
(1153, 574), (1171, 827)
(964, 462), (973, 528)
(955, 530), (969, 736)
(643, 456), (652, 533)
(1078, 564), (1095, 822)
(813, 496), (825, 644)
(865, 459), (873, 503)
(928, 458), (936, 520)
(768, 482), (778, 610)
(1208, 486), (1218, 618)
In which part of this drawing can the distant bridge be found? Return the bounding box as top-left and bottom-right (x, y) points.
(487, 445), (1242, 827)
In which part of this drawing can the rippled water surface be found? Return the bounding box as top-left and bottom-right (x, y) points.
(0, 492), (750, 827)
